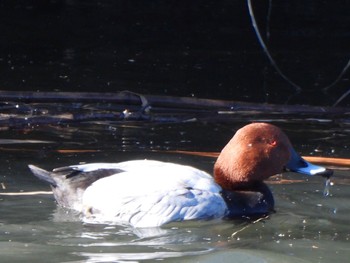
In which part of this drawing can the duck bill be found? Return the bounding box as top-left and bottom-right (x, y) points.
(286, 148), (333, 178)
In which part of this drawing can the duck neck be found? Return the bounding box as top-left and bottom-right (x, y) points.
(225, 181), (263, 191)
(220, 181), (275, 218)
(213, 162), (247, 191)
(216, 177), (262, 192)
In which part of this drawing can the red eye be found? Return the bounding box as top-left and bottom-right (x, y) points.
(270, 140), (277, 146)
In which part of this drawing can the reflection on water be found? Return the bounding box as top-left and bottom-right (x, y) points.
(0, 112), (349, 262)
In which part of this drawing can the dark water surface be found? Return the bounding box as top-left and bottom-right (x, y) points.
(1, 1), (350, 106)
(0, 114), (349, 262)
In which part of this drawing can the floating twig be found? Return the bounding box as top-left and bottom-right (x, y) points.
(166, 150), (350, 168)
(0, 191), (52, 196)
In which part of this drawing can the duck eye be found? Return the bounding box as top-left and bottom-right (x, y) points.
(270, 140), (277, 146)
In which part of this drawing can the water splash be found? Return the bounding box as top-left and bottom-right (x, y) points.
(323, 178), (332, 197)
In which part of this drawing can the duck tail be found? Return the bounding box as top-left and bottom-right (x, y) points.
(28, 165), (57, 187)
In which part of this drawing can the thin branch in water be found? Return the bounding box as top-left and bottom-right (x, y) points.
(265, 0), (273, 40)
(247, 0), (302, 98)
(323, 59), (350, 94)
(248, 0), (350, 106)
(332, 87), (350, 107)
(0, 191), (52, 196)
(231, 215), (269, 238)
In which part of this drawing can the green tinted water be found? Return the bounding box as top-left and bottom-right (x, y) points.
(0, 117), (349, 262)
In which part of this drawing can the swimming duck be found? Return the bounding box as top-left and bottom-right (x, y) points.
(29, 123), (332, 227)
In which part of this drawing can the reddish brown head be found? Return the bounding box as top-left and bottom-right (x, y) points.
(214, 123), (292, 190)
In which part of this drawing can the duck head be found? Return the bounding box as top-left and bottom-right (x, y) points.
(214, 123), (332, 191)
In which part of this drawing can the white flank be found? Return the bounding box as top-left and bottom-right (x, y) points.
(75, 160), (227, 227)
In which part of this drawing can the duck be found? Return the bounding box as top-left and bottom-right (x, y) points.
(28, 122), (332, 228)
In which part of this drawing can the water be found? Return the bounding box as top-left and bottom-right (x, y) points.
(1, 1), (350, 106)
(0, 115), (349, 262)
(0, 1), (349, 261)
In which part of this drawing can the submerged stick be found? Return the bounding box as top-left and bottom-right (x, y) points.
(0, 146), (347, 168)
(303, 156), (350, 167)
(169, 150), (350, 168)
(0, 191), (52, 196)
(0, 90), (348, 114)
